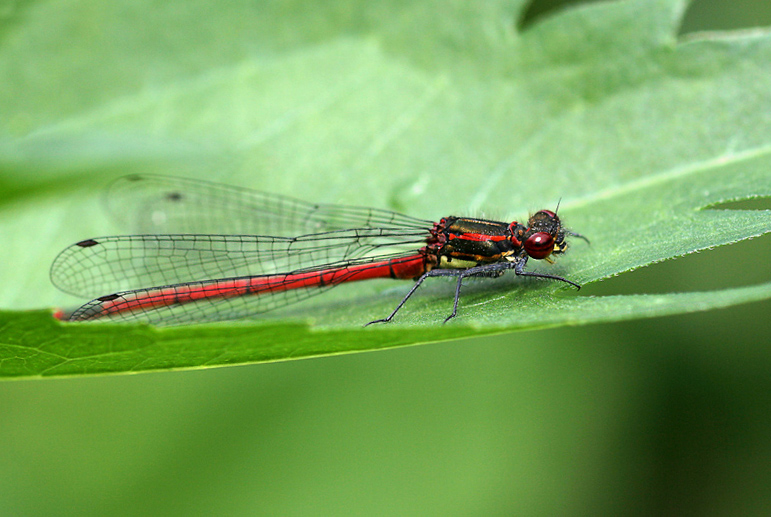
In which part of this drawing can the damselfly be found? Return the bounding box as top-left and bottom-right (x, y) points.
(51, 175), (587, 326)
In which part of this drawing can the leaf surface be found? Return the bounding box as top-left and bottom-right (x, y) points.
(1, 0), (770, 377)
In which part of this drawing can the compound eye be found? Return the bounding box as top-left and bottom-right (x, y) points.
(524, 232), (555, 259)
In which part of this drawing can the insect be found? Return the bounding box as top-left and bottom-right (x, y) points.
(51, 175), (586, 326)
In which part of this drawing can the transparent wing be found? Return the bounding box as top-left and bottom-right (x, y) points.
(53, 175), (435, 325)
(51, 228), (429, 298)
(105, 174), (432, 235)
(65, 253), (426, 326)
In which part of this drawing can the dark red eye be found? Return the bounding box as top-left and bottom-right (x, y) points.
(524, 232), (555, 259)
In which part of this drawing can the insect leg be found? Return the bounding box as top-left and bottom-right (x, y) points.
(366, 268), (468, 325)
(514, 256), (582, 289)
(443, 262), (518, 323)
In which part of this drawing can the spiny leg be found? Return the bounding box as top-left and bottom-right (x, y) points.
(445, 274), (465, 324)
(367, 257), (581, 326)
(366, 268), (467, 326)
(443, 259), (582, 322)
(514, 256), (581, 290)
(365, 270), (433, 326)
(443, 261), (518, 324)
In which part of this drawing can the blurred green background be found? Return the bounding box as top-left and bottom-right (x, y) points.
(3, 1), (771, 515)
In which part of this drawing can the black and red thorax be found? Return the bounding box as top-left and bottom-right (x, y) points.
(420, 210), (568, 272)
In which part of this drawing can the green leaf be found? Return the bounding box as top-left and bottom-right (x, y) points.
(1, 0), (770, 377)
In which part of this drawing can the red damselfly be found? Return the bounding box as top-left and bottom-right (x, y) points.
(51, 175), (587, 326)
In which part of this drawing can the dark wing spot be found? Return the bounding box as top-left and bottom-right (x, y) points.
(76, 239), (99, 247)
